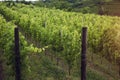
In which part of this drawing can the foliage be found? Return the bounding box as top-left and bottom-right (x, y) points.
(99, 25), (120, 64)
(26, 53), (66, 80)
(0, 2), (120, 80)
(35, 0), (112, 13)
(0, 14), (45, 80)
(0, 3), (120, 74)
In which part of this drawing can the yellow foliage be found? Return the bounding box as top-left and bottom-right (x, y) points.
(99, 25), (120, 64)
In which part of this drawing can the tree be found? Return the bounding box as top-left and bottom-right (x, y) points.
(35, 0), (113, 13)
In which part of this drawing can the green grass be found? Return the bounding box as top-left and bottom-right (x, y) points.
(87, 69), (106, 80)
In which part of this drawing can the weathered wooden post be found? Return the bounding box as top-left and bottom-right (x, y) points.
(98, 2), (104, 15)
(0, 59), (3, 80)
(117, 58), (120, 76)
(14, 27), (21, 80)
(81, 27), (87, 80)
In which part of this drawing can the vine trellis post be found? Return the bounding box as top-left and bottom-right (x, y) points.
(14, 27), (21, 80)
(81, 27), (87, 80)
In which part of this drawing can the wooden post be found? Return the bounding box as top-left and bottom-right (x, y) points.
(81, 27), (87, 80)
(115, 58), (120, 77)
(56, 57), (59, 66)
(14, 27), (21, 80)
(0, 60), (3, 80)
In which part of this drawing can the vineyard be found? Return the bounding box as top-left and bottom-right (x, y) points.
(0, 2), (120, 80)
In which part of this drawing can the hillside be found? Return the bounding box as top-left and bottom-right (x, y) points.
(0, 2), (120, 80)
(103, 1), (120, 16)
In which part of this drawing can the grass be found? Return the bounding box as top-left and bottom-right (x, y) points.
(87, 49), (119, 80)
